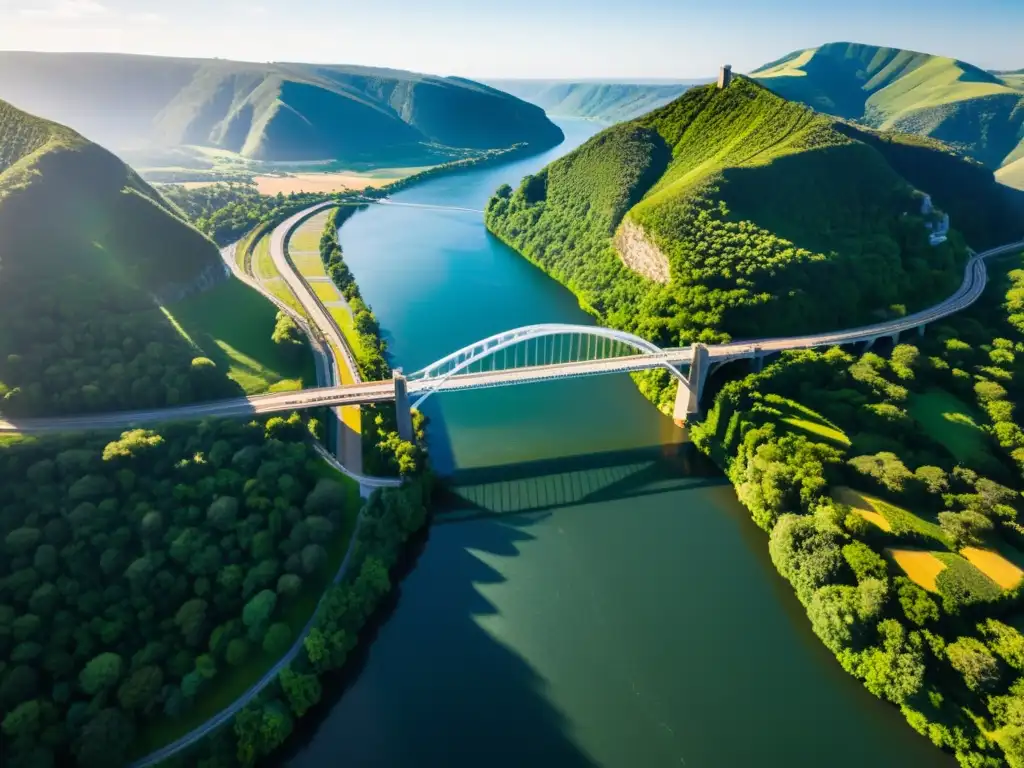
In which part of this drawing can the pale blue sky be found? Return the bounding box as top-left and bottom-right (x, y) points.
(0, 0), (1019, 78)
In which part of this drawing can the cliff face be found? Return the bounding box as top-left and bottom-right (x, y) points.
(614, 219), (669, 284)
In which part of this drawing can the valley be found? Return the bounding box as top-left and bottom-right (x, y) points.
(2, 15), (1024, 768)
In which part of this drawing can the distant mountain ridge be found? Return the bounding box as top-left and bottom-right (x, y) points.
(484, 80), (703, 122)
(0, 52), (564, 162)
(751, 42), (1024, 173)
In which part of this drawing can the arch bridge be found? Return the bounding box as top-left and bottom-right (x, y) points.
(1, 241), (1021, 439)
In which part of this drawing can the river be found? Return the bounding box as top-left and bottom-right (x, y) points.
(287, 120), (949, 767)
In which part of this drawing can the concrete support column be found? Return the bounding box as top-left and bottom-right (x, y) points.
(393, 371), (413, 442)
(917, 324), (926, 338)
(673, 343), (709, 425)
(750, 347), (764, 373)
(889, 331), (900, 346)
(861, 337), (876, 354)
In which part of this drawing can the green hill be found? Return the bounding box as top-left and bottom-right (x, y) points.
(751, 42), (1024, 172)
(0, 53), (563, 162)
(0, 97), (246, 417)
(484, 80), (701, 122)
(486, 78), (1024, 406)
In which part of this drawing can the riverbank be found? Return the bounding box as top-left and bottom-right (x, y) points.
(688, 251), (1024, 767)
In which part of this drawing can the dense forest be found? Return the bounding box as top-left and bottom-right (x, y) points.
(486, 78), (1023, 410)
(0, 414), (430, 767)
(0, 414), (347, 765)
(162, 184), (329, 247)
(691, 250), (1024, 766)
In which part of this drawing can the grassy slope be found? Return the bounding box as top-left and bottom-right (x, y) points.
(998, 156), (1024, 190)
(484, 80), (698, 122)
(486, 78), (1005, 357)
(0, 98), (318, 415)
(0, 53), (564, 163)
(165, 279), (316, 394)
(752, 42), (1024, 170)
(908, 388), (994, 465)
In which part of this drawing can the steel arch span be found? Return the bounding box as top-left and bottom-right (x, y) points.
(407, 324), (686, 408)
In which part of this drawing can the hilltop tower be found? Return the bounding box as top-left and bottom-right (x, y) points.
(718, 64), (733, 89)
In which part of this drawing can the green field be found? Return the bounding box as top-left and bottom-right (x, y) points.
(311, 280), (341, 304)
(166, 279), (316, 394)
(933, 552), (1004, 604)
(764, 394), (852, 447)
(327, 304), (364, 363)
(134, 466), (361, 756)
(252, 233), (276, 281)
(292, 252), (328, 276)
(837, 485), (949, 546)
(909, 388), (993, 464)
(289, 211), (330, 252)
(751, 42), (1024, 170)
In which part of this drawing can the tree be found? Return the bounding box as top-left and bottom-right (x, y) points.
(242, 590), (277, 631)
(842, 541), (887, 582)
(207, 496), (239, 531)
(768, 514), (844, 605)
(947, 636), (1001, 692)
(304, 479), (348, 517)
(276, 573), (302, 598)
(78, 653), (123, 696)
(6, 527), (42, 556)
(0, 666), (38, 708)
(75, 708), (134, 767)
(2, 699), (41, 740)
(301, 544), (328, 576)
(895, 578), (939, 626)
(226, 638), (250, 667)
(856, 620), (925, 704)
(848, 453), (914, 494)
(279, 665), (322, 717)
(175, 599), (209, 648)
(117, 666), (163, 713)
(234, 701), (293, 767)
(262, 622), (292, 655)
(938, 510), (993, 549)
(980, 619), (1024, 671)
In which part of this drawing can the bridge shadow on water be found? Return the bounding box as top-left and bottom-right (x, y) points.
(283, 442), (722, 768)
(435, 443), (727, 523)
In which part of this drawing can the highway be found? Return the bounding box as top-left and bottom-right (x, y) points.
(1, 233), (1020, 434)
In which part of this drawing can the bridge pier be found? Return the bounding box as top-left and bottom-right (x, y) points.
(917, 324), (926, 338)
(393, 371), (413, 442)
(750, 347), (764, 374)
(673, 343), (709, 426)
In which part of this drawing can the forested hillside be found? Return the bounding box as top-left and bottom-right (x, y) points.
(486, 78), (1024, 411)
(0, 98), (240, 417)
(484, 80), (698, 122)
(690, 248), (1024, 767)
(0, 53), (563, 162)
(751, 42), (1024, 172)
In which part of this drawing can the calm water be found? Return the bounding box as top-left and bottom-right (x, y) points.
(287, 120), (948, 767)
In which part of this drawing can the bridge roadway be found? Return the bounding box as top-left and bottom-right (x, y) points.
(0, 240), (1020, 435)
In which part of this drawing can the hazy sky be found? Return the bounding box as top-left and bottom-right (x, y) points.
(0, 0), (1019, 78)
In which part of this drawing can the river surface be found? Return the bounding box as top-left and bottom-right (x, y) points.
(287, 120), (948, 767)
